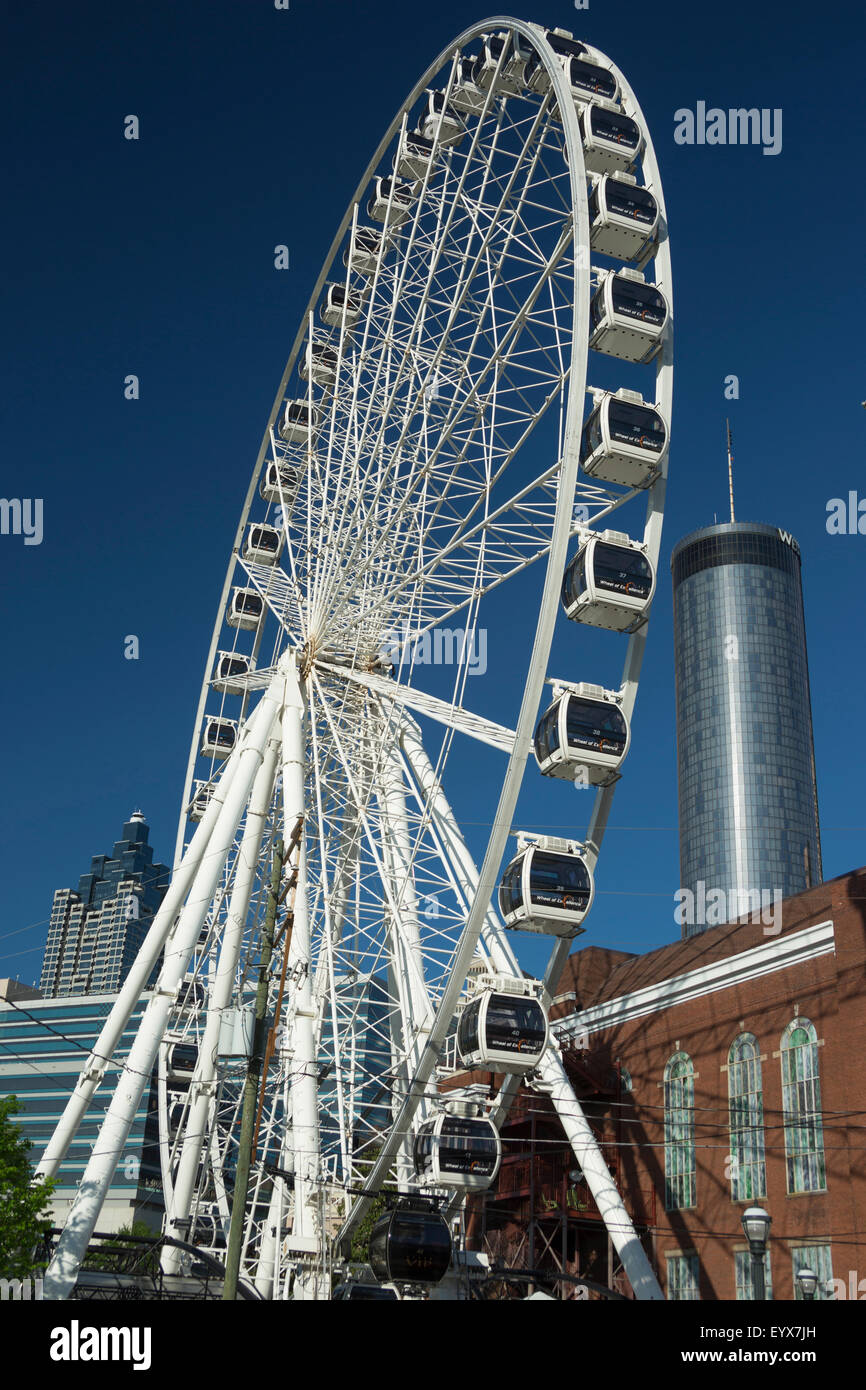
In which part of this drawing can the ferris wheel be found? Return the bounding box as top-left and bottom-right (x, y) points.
(40, 16), (672, 1301)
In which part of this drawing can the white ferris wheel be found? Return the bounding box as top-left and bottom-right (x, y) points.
(40, 16), (672, 1301)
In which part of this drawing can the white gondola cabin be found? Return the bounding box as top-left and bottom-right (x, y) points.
(562, 531), (655, 631)
(200, 717), (237, 760)
(226, 587), (264, 630)
(279, 399), (319, 445)
(533, 685), (629, 785)
(321, 283), (363, 328)
(367, 176), (417, 227)
(369, 1201), (452, 1286)
(167, 1041), (198, 1084)
(472, 33), (529, 95)
(420, 91), (464, 147)
(300, 340), (339, 386)
(526, 29), (587, 93)
(567, 53), (618, 105)
(580, 102), (643, 175)
(589, 173), (658, 261)
(188, 779), (214, 822)
(589, 270), (668, 363)
(580, 389), (667, 487)
(243, 523), (281, 566)
(214, 653), (252, 692)
(499, 840), (594, 936)
(457, 978), (549, 1070)
(343, 226), (386, 276)
(395, 129), (436, 180)
(450, 56), (486, 114)
(412, 1105), (501, 1191)
(259, 460), (298, 504)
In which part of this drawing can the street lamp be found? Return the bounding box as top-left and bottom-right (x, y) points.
(796, 1266), (818, 1301)
(741, 1206), (771, 1301)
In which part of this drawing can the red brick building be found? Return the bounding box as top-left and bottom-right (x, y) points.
(476, 866), (866, 1300)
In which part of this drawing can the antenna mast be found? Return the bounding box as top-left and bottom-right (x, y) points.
(726, 419), (736, 524)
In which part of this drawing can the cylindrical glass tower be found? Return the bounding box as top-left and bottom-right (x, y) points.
(671, 522), (822, 938)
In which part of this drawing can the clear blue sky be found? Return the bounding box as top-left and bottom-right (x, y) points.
(2, 0), (865, 986)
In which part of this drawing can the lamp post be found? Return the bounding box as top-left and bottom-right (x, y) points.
(741, 1206), (771, 1301)
(796, 1266), (818, 1302)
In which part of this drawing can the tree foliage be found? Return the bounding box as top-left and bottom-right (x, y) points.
(348, 1145), (395, 1262)
(86, 1220), (161, 1275)
(0, 1096), (55, 1279)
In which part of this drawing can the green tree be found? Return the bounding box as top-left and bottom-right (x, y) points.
(87, 1220), (160, 1275)
(0, 1096), (54, 1279)
(348, 1145), (395, 1263)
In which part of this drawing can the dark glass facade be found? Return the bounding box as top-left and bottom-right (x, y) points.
(40, 812), (169, 996)
(671, 523), (822, 938)
(0, 993), (162, 1224)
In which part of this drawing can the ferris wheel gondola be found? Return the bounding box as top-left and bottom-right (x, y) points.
(580, 102), (643, 174)
(533, 684), (630, 783)
(395, 130), (436, 180)
(367, 175), (418, 226)
(561, 531), (656, 630)
(278, 399), (320, 444)
(473, 32), (531, 94)
(589, 269), (669, 363)
(580, 388), (668, 488)
(259, 459), (300, 503)
(412, 1100), (501, 1191)
(242, 524), (282, 566)
(589, 173), (659, 260)
(499, 841), (595, 936)
(320, 284), (363, 328)
(342, 225), (387, 276)
(368, 1200), (452, 1287)
(420, 90), (465, 147)
(457, 979), (550, 1069)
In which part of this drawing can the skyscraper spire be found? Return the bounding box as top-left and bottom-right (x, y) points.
(726, 419), (736, 524)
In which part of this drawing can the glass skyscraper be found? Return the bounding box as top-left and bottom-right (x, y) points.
(0, 991), (163, 1231)
(671, 523), (822, 938)
(40, 812), (169, 997)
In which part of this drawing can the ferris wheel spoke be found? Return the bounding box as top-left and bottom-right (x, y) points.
(317, 660), (515, 755)
(306, 91), (564, 602)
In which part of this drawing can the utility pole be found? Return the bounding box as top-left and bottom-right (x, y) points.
(223, 837), (285, 1300)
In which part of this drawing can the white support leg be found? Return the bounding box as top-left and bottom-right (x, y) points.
(280, 663), (321, 1299)
(35, 721), (265, 1182)
(42, 685), (283, 1301)
(538, 1046), (663, 1300)
(402, 715), (663, 1300)
(162, 733), (281, 1273)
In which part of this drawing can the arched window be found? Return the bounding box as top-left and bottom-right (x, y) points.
(664, 1050), (696, 1210)
(781, 1018), (826, 1193)
(727, 1033), (766, 1201)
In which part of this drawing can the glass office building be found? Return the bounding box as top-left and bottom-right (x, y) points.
(672, 523), (822, 938)
(40, 812), (169, 997)
(0, 991), (162, 1230)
